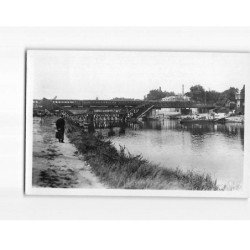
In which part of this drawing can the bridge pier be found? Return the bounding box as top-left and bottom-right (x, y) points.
(87, 109), (95, 133)
(107, 112), (115, 136)
(199, 107), (211, 113)
(181, 108), (192, 115)
(119, 109), (127, 135)
(108, 127), (115, 136)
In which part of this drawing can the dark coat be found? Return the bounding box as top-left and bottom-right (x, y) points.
(56, 117), (65, 131)
(56, 117), (65, 141)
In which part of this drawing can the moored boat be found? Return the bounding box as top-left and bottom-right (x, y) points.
(215, 118), (226, 124)
(168, 115), (181, 120)
(180, 117), (215, 124)
(225, 115), (244, 123)
(180, 114), (215, 124)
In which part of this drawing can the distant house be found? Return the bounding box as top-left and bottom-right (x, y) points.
(225, 100), (236, 110)
(161, 95), (190, 102)
(235, 91), (244, 114)
(157, 95), (192, 116)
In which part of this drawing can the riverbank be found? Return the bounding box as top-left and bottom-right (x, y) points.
(32, 117), (105, 188)
(66, 119), (219, 190)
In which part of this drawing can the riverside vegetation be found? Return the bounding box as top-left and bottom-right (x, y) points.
(66, 119), (219, 190)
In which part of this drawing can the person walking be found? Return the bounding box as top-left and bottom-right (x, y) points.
(56, 114), (65, 143)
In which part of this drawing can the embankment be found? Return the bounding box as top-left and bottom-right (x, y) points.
(66, 120), (219, 190)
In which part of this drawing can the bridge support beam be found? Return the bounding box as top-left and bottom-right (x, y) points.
(87, 109), (95, 133)
(119, 110), (127, 135)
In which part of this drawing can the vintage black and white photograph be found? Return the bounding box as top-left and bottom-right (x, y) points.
(25, 50), (247, 197)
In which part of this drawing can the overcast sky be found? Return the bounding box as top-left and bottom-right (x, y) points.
(28, 50), (249, 100)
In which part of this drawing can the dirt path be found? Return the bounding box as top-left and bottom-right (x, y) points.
(32, 116), (105, 188)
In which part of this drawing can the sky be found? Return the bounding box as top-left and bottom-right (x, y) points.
(27, 50), (250, 100)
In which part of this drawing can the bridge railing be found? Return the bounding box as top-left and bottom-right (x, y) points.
(34, 99), (216, 109)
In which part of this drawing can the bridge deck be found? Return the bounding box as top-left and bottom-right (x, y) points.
(33, 98), (216, 130)
(34, 99), (216, 109)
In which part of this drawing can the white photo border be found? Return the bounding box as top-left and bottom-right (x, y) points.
(25, 49), (249, 198)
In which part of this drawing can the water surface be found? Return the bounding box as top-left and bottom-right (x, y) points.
(111, 119), (244, 187)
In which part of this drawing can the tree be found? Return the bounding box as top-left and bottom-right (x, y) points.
(144, 88), (175, 100)
(217, 87), (238, 105)
(205, 90), (220, 104)
(224, 87), (238, 101)
(186, 85), (205, 103)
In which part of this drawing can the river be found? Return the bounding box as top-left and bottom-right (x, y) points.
(111, 119), (244, 187)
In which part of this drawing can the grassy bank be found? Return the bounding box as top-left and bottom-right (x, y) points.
(66, 120), (219, 190)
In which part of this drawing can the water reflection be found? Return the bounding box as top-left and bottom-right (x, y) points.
(144, 120), (244, 149)
(144, 119), (244, 136)
(112, 119), (244, 186)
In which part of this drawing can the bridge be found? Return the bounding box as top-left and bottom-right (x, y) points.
(33, 98), (216, 132)
(34, 99), (215, 109)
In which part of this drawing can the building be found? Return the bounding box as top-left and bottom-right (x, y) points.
(235, 91), (245, 114)
(156, 94), (192, 117)
(161, 95), (190, 102)
(225, 100), (236, 110)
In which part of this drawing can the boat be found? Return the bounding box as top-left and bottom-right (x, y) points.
(215, 118), (226, 124)
(180, 118), (215, 124)
(214, 115), (244, 124)
(180, 115), (215, 124)
(225, 115), (244, 123)
(168, 115), (181, 120)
